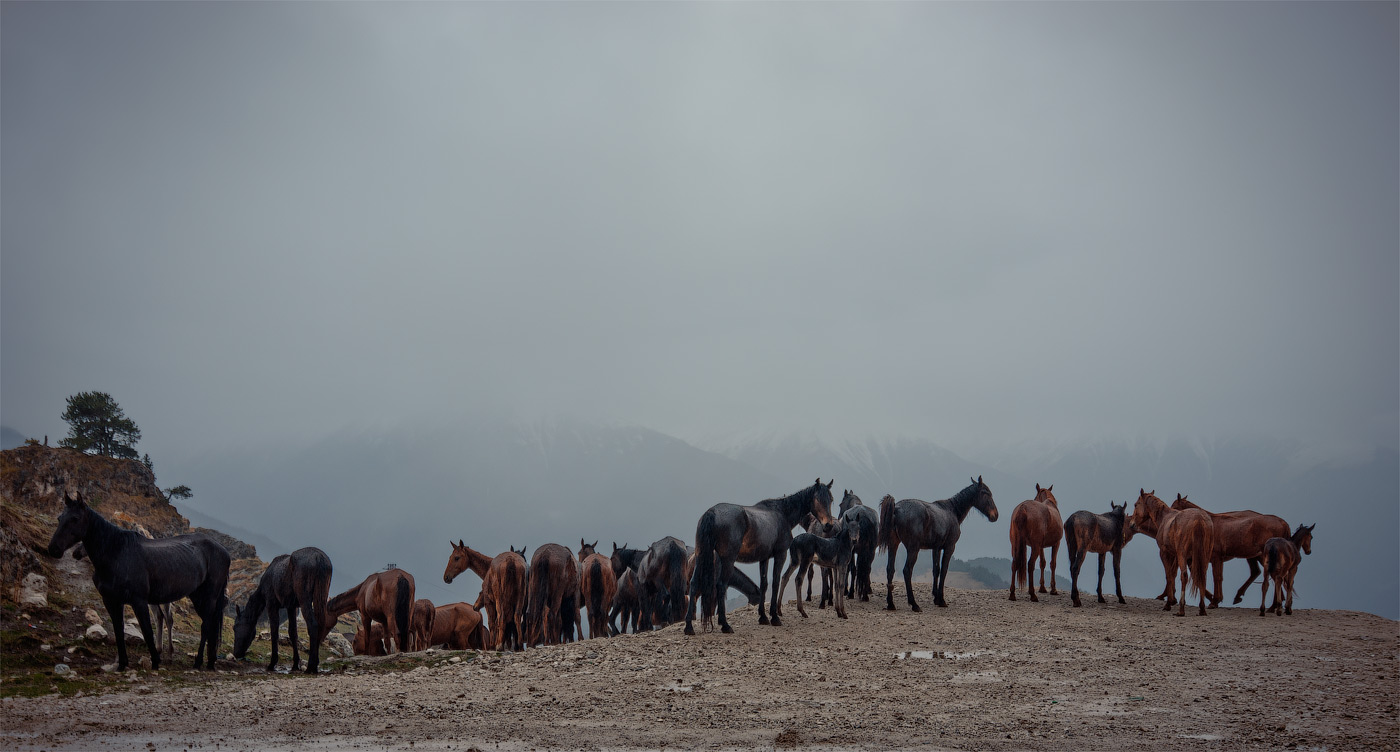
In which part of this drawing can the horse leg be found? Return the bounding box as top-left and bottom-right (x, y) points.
(783, 558), (809, 619)
(301, 599), (320, 675)
(935, 546), (953, 608)
(267, 605), (282, 671)
(104, 596), (130, 671)
(287, 603), (303, 672)
(835, 565), (848, 619)
(1068, 548), (1083, 607)
(885, 546), (899, 611)
(716, 560), (737, 634)
(1207, 557), (1223, 609)
(1037, 547), (1048, 594)
(1112, 548), (1125, 604)
(1025, 543), (1038, 602)
(1259, 570), (1270, 616)
(769, 552), (786, 626)
(1159, 550), (1177, 610)
(1049, 541), (1060, 595)
(903, 545), (921, 612)
(1284, 566), (1296, 615)
(1234, 557), (1262, 605)
(1096, 552), (1107, 604)
(133, 601), (159, 671)
(756, 557), (771, 625)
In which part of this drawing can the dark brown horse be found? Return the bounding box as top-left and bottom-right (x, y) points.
(797, 513), (834, 606)
(47, 492), (230, 671)
(636, 536), (689, 629)
(327, 568), (415, 653)
(443, 540), (528, 651)
(838, 491), (879, 602)
(231, 546), (334, 673)
(524, 543), (580, 646)
(430, 602), (492, 648)
(1170, 496), (1290, 608)
(353, 622), (388, 656)
(411, 598), (436, 651)
(684, 479), (836, 635)
(578, 540), (618, 639)
(1063, 502), (1131, 607)
(1009, 484), (1062, 602)
(879, 477), (999, 612)
(1260, 524), (1315, 616)
(610, 568), (641, 635)
(1128, 490), (1215, 616)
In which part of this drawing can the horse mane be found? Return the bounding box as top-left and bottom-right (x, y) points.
(80, 504), (138, 559)
(754, 482), (816, 514)
(940, 482), (982, 521)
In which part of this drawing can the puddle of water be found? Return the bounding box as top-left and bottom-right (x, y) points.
(1178, 734), (1225, 741)
(895, 650), (985, 660)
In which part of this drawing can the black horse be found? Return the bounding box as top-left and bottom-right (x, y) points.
(231, 547), (334, 673)
(838, 491), (879, 602)
(636, 536), (688, 629)
(778, 511), (860, 619)
(1063, 502), (1131, 607)
(610, 542), (645, 576)
(684, 478), (836, 635)
(46, 492), (230, 670)
(878, 477), (999, 612)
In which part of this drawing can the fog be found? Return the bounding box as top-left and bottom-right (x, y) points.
(3, 4), (1396, 616)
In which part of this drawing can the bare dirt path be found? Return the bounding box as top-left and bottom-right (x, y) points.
(4, 585), (1396, 751)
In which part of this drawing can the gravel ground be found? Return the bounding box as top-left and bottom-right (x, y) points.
(4, 584), (1396, 751)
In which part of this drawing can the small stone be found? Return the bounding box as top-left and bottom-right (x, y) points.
(86, 623), (109, 641)
(53, 663), (73, 677)
(41, 643), (52, 651)
(16, 573), (47, 608)
(101, 662), (118, 673)
(84, 608), (102, 625)
(449, 656), (462, 664)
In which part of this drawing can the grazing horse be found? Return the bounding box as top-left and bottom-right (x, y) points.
(838, 491), (879, 602)
(797, 513), (834, 606)
(578, 540), (618, 638)
(524, 544), (580, 646)
(46, 492), (230, 671)
(636, 536), (689, 629)
(353, 622), (388, 656)
(879, 477), (999, 612)
(443, 541), (528, 652)
(610, 568), (642, 635)
(73, 543), (175, 662)
(327, 569), (415, 653)
(778, 510), (861, 619)
(431, 602), (492, 648)
(411, 599), (436, 651)
(684, 478), (836, 635)
(1008, 484), (1063, 602)
(1170, 496), (1290, 608)
(1128, 490), (1215, 616)
(1063, 502), (1132, 607)
(1260, 524), (1315, 616)
(231, 546), (334, 673)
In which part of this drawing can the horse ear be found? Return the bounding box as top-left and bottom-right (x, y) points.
(1047, 485), (1052, 493)
(591, 540), (598, 550)
(458, 539), (465, 548)
(1140, 488), (1145, 496)
(581, 538), (586, 548)
(1036, 483), (1041, 492)
(826, 479), (834, 489)
(977, 475), (983, 485)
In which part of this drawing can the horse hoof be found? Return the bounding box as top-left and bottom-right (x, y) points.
(1009, 593), (1016, 601)
(770, 617), (782, 627)
(1050, 589), (1058, 595)
(1117, 598), (1126, 604)
(720, 624), (734, 634)
(683, 626), (695, 636)
(911, 604), (922, 613)
(1029, 595), (1038, 603)
(1038, 586), (1047, 594)
(1072, 600), (1082, 608)
(1233, 596), (1244, 605)
(885, 604), (896, 611)
(757, 616), (769, 625)
(1208, 602), (1219, 610)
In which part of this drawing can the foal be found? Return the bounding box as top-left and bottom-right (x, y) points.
(1260, 524), (1315, 616)
(778, 512), (861, 619)
(798, 513), (834, 606)
(1062, 501), (1131, 607)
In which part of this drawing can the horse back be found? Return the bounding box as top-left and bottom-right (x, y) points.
(136, 533), (231, 604)
(897, 498), (958, 549)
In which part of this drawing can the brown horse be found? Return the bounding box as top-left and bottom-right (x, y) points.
(353, 622), (387, 656)
(1260, 524), (1315, 616)
(410, 598), (436, 651)
(578, 540), (618, 639)
(1063, 501), (1132, 607)
(1169, 496), (1290, 608)
(327, 568), (415, 653)
(610, 568), (641, 635)
(431, 602), (492, 648)
(443, 540), (528, 651)
(1008, 484), (1063, 602)
(1128, 490), (1215, 616)
(525, 543), (580, 646)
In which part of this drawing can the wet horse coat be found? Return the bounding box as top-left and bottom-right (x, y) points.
(879, 478), (999, 612)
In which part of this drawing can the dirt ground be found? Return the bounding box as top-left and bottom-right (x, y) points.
(3, 583), (1396, 751)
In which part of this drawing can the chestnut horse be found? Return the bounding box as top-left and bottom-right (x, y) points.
(525, 543), (580, 646)
(353, 622), (387, 656)
(443, 540), (528, 651)
(1260, 524), (1315, 616)
(431, 602), (492, 648)
(879, 477), (999, 612)
(1128, 490), (1214, 616)
(1009, 484), (1062, 602)
(578, 540), (618, 639)
(1170, 496), (1290, 608)
(411, 598), (436, 651)
(1063, 501), (1132, 607)
(327, 568), (415, 653)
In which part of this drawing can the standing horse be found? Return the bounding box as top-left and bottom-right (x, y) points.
(73, 543), (175, 663)
(1170, 496), (1290, 608)
(411, 599), (436, 650)
(431, 602), (492, 648)
(1008, 484), (1063, 602)
(231, 546), (334, 673)
(879, 477), (999, 612)
(578, 540), (618, 639)
(1063, 502), (1132, 607)
(327, 568), (415, 653)
(684, 478), (836, 635)
(443, 540), (528, 651)
(1260, 524), (1315, 616)
(838, 491), (879, 602)
(610, 542), (645, 577)
(778, 510), (861, 619)
(46, 492), (230, 671)
(610, 568), (642, 635)
(1128, 490), (1215, 617)
(524, 543), (580, 646)
(797, 513), (834, 606)
(636, 536), (689, 629)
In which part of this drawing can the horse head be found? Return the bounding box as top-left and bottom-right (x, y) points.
(839, 507), (861, 544)
(47, 492), (91, 558)
(1294, 524), (1316, 555)
(444, 540), (471, 584)
(839, 489), (862, 516)
(1108, 501), (1134, 543)
(1170, 493), (1201, 512)
(1035, 483), (1057, 508)
(971, 476), (998, 522)
(230, 599), (260, 659)
(1128, 489), (1164, 538)
(578, 539), (598, 561)
(811, 478), (836, 525)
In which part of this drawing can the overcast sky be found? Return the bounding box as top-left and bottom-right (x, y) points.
(3, 2), (1396, 462)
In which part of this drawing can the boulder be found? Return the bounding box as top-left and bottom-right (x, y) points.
(16, 573), (47, 608)
(325, 631), (353, 658)
(85, 623), (108, 641)
(84, 608), (102, 625)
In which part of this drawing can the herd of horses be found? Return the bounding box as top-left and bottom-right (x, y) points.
(43, 476), (1315, 673)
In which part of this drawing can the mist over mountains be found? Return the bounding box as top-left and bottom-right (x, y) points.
(6, 418), (1393, 618)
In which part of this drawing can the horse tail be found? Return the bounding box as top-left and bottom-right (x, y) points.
(586, 559), (606, 633)
(665, 541), (687, 622)
(1063, 517), (1079, 567)
(1186, 519), (1212, 602)
(1010, 524), (1027, 589)
(309, 558), (333, 642)
(693, 508), (718, 626)
(877, 495), (898, 553)
(526, 555), (550, 644)
(394, 575), (412, 653)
